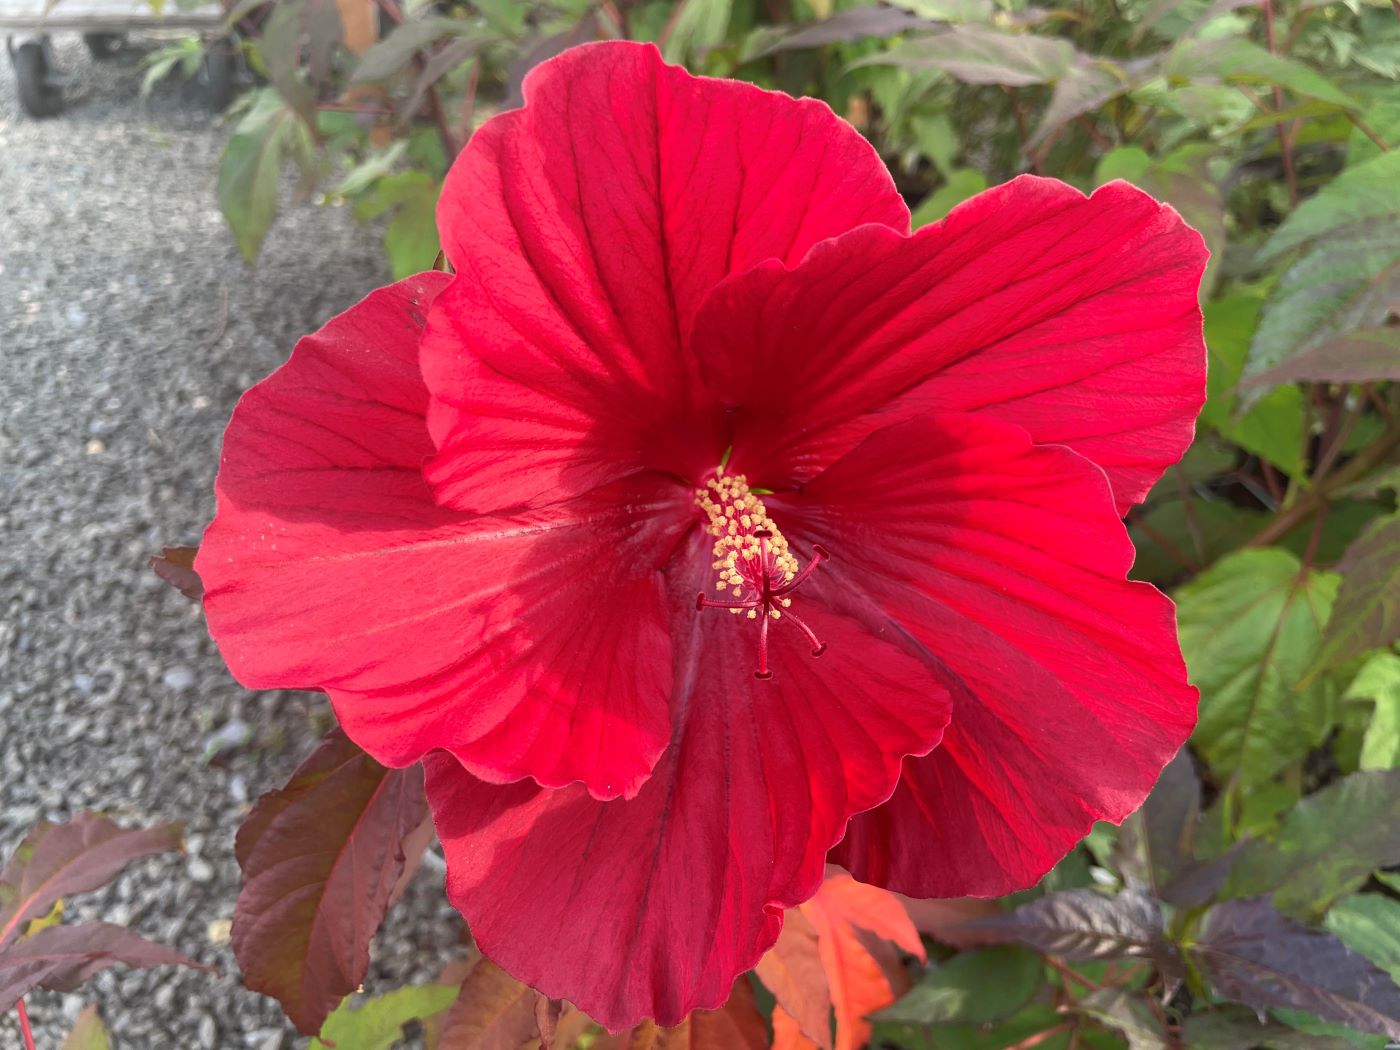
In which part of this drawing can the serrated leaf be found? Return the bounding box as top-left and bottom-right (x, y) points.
(0, 815), (182, 951)
(351, 16), (466, 83)
(1193, 898), (1400, 1039)
(1327, 893), (1400, 984)
(1246, 329), (1400, 388)
(1027, 57), (1134, 150)
(1180, 1006), (1360, 1049)
(1115, 751), (1200, 897)
(1261, 150), (1400, 265)
(747, 5), (931, 59)
(218, 89), (317, 263)
(59, 1005), (110, 1050)
(1164, 37), (1356, 109)
(886, 0), (996, 19)
(875, 946), (1041, 1027)
(863, 25), (1075, 85)
(965, 888), (1178, 973)
(0, 922), (205, 1011)
(1344, 653), (1400, 770)
(148, 545), (202, 600)
(1176, 549), (1339, 792)
(1075, 988), (1167, 1050)
(1225, 770), (1400, 918)
(755, 910), (832, 1050)
(1315, 516), (1400, 673)
(311, 983), (458, 1050)
(257, 0), (341, 126)
(1245, 224), (1400, 395)
(231, 728), (430, 1035)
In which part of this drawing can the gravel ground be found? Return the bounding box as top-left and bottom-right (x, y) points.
(0, 37), (462, 1049)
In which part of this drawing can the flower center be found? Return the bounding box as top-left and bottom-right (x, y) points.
(694, 471), (829, 680)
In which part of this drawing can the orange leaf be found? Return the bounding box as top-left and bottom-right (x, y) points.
(596, 979), (768, 1049)
(755, 909), (833, 1050)
(799, 872), (924, 1050)
(773, 1005), (822, 1050)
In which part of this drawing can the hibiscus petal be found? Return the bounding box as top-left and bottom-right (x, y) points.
(420, 40), (910, 515)
(198, 274), (691, 800)
(695, 175), (1206, 513)
(769, 413), (1197, 897)
(425, 543), (949, 1029)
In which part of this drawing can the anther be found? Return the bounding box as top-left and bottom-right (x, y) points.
(693, 470), (830, 680)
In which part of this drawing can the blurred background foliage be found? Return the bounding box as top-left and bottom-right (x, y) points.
(207, 0), (1400, 1046)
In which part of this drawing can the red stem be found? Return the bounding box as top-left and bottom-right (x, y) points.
(17, 1000), (36, 1050)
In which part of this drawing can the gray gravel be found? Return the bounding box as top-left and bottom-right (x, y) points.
(1, 35), (462, 1049)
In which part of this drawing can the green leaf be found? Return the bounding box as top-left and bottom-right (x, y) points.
(332, 141), (409, 198)
(661, 0), (734, 64)
(59, 1005), (110, 1050)
(886, 0), (996, 20)
(1225, 770), (1400, 917)
(910, 169), (986, 228)
(1343, 653), (1400, 770)
(310, 984), (458, 1050)
(1075, 989), (1167, 1050)
(1327, 893), (1400, 982)
(1177, 549), (1340, 793)
(1199, 292), (1304, 473)
(875, 946), (1042, 1027)
(1258, 150), (1400, 266)
(909, 112), (959, 175)
(1314, 516), (1400, 673)
(1095, 146), (1152, 184)
(861, 26), (1075, 85)
(218, 89), (317, 264)
(1180, 1006), (1362, 1049)
(1164, 37), (1357, 110)
(351, 16), (467, 83)
(353, 171), (441, 280)
(1027, 57), (1135, 151)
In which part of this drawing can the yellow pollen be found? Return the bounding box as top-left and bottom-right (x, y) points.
(695, 472), (802, 602)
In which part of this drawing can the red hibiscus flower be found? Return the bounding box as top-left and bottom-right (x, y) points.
(199, 41), (1204, 1030)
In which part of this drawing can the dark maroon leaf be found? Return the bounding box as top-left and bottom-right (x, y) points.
(231, 728), (430, 1035)
(1159, 844), (1245, 909)
(1314, 514), (1400, 673)
(503, 14), (600, 109)
(747, 6), (938, 58)
(1115, 751), (1200, 896)
(1245, 328), (1400, 387)
(964, 888), (1180, 974)
(0, 814), (183, 950)
(149, 546), (203, 601)
(0, 922), (206, 1011)
(1193, 898), (1400, 1040)
(397, 36), (480, 123)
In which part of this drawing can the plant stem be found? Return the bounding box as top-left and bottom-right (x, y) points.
(1349, 112), (1393, 151)
(1006, 1022), (1074, 1050)
(1263, 0), (1299, 206)
(1046, 955), (1105, 991)
(16, 1000), (35, 1050)
(371, 0), (458, 161)
(1247, 422), (1400, 547)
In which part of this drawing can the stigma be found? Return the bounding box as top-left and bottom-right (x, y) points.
(694, 471), (829, 680)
